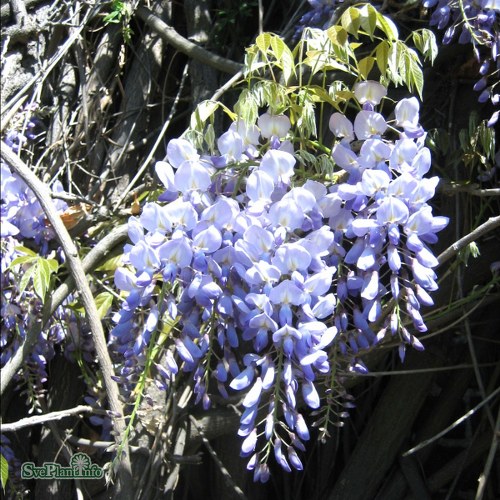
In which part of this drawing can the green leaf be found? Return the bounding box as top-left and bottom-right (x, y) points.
(404, 47), (423, 98)
(359, 4), (377, 38)
(254, 34), (296, 83)
(387, 42), (403, 86)
(296, 93), (317, 138)
(270, 35), (285, 60)
(19, 264), (36, 296)
(204, 123), (215, 152)
(46, 258), (59, 274)
(94, 292), (114, 319)
(479, 122), (495, 160)
(9, 255), (37, 268)
(412, 31), (423, 52)
(33, 259), (51, 301)
(235, 89), (259, 125)
(279, 44), (295, 84)
(412, 29), (438, 64)
(103, 11), (121, 23)
(14, 245), (37, 257)
(1, 454), (8, 491)
(421, 29), (438, 63)
(375, 11), (399, 41)
(307, 85), (343, 110)
(190, 100), (220, 131)
(341, 7), (361, 38)
(95, 254), (123, 272)
(376, 41), (390, 78)
(256, 32), (271, 52)
(358, 56), (375, 80)
(326, 26), (348, 47)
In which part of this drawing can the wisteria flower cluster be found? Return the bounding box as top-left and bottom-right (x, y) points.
(0, 158), (69, 394)
(293, 0), (341, 41)
(1, 162), (67, 245)
(3, 103), (43, 153)
(423, 0), (499, 125)
(111, 80), (448, 480)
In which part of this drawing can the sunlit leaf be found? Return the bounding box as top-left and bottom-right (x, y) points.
(94, 292), (114, 319)
(95, 254), (123, 272)
(341, 7), (361, 38)
(358, 56), (375, 80)
(14, 245), (37, 257)
(376, 41), (390, 78)
(270, 35), (285, 60)
(326, 26), (348, 47)
(375, 11), (399, 41)
(33, 258), (52, 301)
(19, 264), (36, 296)
(1, 454), (8, 492)
(46, 258), (59, 274)
(9, 255), (37, 268)
(359, 4), (377, 38)
(256, 33), (271, 52)
(413, 29), (438, 64)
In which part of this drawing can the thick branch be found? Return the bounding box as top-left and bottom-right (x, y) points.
(136, 6), (242, 75)
(437, 215), (500, 267)
(0, 144), (133, 499)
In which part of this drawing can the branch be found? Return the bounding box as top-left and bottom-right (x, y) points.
(136, 6), (242, 75)
(189, 414), (246, 499)
(1, 405), (94, 432)
(0, 144), (133, 498)
(437, 215), (500, 267)
(440, 181), (500, 197)
(402, 385), (500, 457)
(475, 405), (500, 500)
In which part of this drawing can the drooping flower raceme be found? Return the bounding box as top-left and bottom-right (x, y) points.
(111, 82), (447, 480)
(423, 0), (499, 125)
(0, 153), (71, 404)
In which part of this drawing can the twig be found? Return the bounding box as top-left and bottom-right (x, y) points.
(0, 95), (28, 133)
(188, 415), (246, 499)
(65, 434), (150, 456)
(0, 405), (94, 433)
(113, 63), (190, 210)
(345, 361), (499, 377)
(210, 69), (244, 102)
(402, 385), (500, 456)
(164, 384), (192, 493)
(437, 215), (500, 267)
(0, 144), (133, 499)
(440, 181), (500, 197)
(258, 0), (263, 34)
(475, 405), (500, 500)
(135, 6), (242, 75)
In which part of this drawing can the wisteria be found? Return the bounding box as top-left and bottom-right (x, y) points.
(423, 0), (499, 125)
(110, 79), (448, 479)
(5, 1), (500, 496)
(294, 0), (340, 40)
(0, 148), (69, 403)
